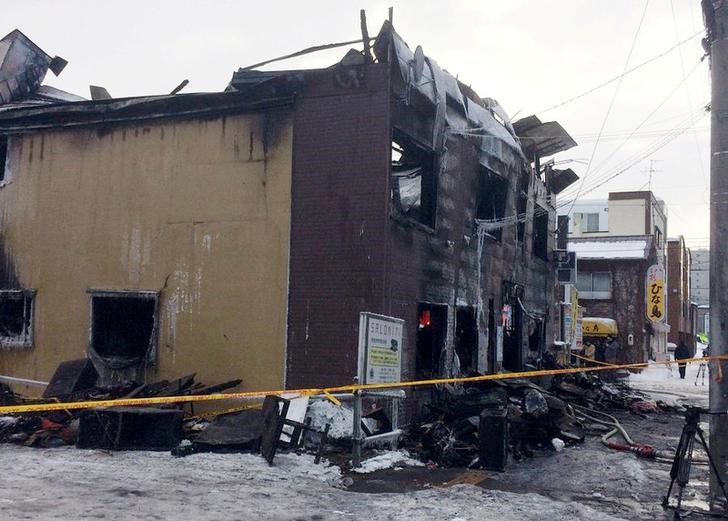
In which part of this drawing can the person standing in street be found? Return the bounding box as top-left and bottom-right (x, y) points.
(604, 336), (619, 365)
(584, 341), (596, 366)
(674, 341), (690, 379)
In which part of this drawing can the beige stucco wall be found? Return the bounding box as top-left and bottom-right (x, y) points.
(0, 110), (292, 393)
(608, 199), (647, 235)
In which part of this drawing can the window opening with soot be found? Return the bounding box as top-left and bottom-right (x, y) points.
(516, 172), (529, 242)
(476, 169), (510, 241)
(89, 291), (158, 365)
(390, 130), (438, 229)
(533, 205), (549, 261)
(0, 135), (8, 183)
(0, 289), (35, 348)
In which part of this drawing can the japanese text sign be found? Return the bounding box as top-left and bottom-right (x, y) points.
(646, 264), (666, 323)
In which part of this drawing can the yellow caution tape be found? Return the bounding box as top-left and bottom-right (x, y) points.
(1, 354), (726, 415)
(323, 390), (342, 406)
(570, 353), (618, 367)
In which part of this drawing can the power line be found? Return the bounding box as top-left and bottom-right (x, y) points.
(538, 28), (704, 114)
(575, 105), (708, 198)
(560, 114), (705, 202)
(559, 105), (707, 200)
(587, 57), (704, 179)
(476, 107), (705, 230)
(669, 0), (710, 201)
(560, 56), (705, 198)
(565, 0), (650, 217)
(449, 127), (709, 141)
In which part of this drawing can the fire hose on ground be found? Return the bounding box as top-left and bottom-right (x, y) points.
(571, 404), (708, 465)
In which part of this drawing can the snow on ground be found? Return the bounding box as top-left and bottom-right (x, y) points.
(629, 346), (710, 407)
(351, 449), (424, 473)
(0, 445), (631, 521)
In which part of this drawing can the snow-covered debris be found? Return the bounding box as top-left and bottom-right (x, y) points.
(0, 416), (18, 429)
(351, 450), (425, 473)
(304, 400), (378, 440)
(551, 438), (565, 452)
(306, 400), (355, 439)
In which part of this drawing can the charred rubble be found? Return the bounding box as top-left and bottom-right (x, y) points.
(0, 354), (668, 475)
(411, 370), (660, 470)
(0, 359), (242, 450)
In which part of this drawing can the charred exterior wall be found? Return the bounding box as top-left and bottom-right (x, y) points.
(0, 110), (293, 392)
(577, 258), (650, 363)
(286, 60), (557, 392)
(387, 107), (555, 381)
(286, 64), (392, 389)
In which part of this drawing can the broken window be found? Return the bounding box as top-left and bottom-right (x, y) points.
(390, 130), (438, 229)
(0, 135), (7, 183)
(89, 290), (158, 363)
(476, 169), (510, 241)
(455, 307), (478, 372)
(0, 289), (35, 348)
(532, 205), (549, 261)
(416, 303), (447, 379)
(516, 172), (529, 242)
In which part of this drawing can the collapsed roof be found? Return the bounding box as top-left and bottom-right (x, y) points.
(512, 115), (577, 162)
(229, 21), (578, 182)
(0, 21), (578, 191)
(0, 30), (79, 110)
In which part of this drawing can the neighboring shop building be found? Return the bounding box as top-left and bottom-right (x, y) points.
(568, 236), (659, 363)
(667, 236), (696, 354)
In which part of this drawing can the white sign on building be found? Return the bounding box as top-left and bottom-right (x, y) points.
(357, 313), (404, 385)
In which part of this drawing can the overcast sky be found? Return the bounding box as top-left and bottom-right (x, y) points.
(2, 1), (711, 248)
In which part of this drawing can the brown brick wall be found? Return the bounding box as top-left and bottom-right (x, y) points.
(578, 258), (649, 363)
(286, 64), (392, 389)
(286, 63), (557, 391)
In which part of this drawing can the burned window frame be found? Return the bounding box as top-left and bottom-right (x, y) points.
(0, 289), (36, 348)
(87, 289), (160, 365)
(0, 135), (8, 185)
(475, 168), (510, 242)
(390, 128), (439, 230)
(532, 205), (549, 262)
(516, 171), (530, 242)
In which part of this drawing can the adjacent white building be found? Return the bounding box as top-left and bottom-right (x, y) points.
(559, 191), (668, 265)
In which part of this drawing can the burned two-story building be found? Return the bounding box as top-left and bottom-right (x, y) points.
(0, 22), (577, 396)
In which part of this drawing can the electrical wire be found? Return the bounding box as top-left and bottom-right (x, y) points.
(587, 57), (704, 179)
(559, 104), (707, 201)
(477, 105), (707, 231)
(670, 0), (710, 201)
(537, 28), (704, 114)
(565, 0), (650, 218)
(560, 106), (708, 202)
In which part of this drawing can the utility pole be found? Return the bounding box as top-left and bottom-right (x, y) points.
(705, 0), (728, 510)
